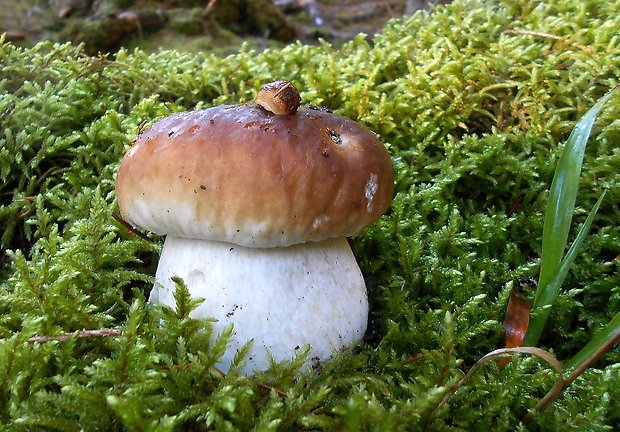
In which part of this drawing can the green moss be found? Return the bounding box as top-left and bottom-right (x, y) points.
(208, 0), (297, 42)
(0, 0), (619, 429)
(168, 8), (205, 36)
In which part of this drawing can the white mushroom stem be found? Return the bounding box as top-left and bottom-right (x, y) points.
(151, 236), (368, 375)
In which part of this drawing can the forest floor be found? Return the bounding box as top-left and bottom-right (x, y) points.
(0, 0), (443, 54)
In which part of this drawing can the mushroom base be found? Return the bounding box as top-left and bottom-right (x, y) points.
(150, 236), (368, 375)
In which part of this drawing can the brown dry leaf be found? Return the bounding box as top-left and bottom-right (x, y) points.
(503, 289), (530, 348)
(498, 288), (531, 368)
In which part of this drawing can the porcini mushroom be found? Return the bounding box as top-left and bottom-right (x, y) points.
(115, 81), (393, 375)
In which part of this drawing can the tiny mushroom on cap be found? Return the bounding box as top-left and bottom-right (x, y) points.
(115, 81), (393, 375)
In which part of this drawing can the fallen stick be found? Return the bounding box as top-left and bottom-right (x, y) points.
(27, 328), (123, 343)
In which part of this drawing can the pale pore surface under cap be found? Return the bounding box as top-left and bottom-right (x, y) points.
(151, 236), (367, 375)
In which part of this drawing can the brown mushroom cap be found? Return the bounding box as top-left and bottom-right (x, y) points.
(116, 103), (393, 247)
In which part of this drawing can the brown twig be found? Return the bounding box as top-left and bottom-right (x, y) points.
(437, 347), (564, 409)
(203, 0), (218, 17)
(524, 331), (620, 422)
(160, 363), (226, 378)
(401, 353), (424, 364)
(111, 211), (156, 243)
(503, 29), (592, 52)
(16, 195), (38, 218)
(506, 194), (525, 217)
(27, 328), (122, 343)
(259, 382), (288, 398)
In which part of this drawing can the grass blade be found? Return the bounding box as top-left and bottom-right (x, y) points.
(564, 311), (620, 372)
(524, 88), (617, 346)
(527, 191), (606, 342)
(557, 191), (606, 274)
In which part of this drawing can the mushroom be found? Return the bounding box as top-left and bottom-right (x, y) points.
(115, 81), (393, 375)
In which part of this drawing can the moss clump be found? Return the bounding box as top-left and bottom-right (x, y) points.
(168, 8), (205, 36)
(1, 0), (619, 429)
(208, 0), (297, 42)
